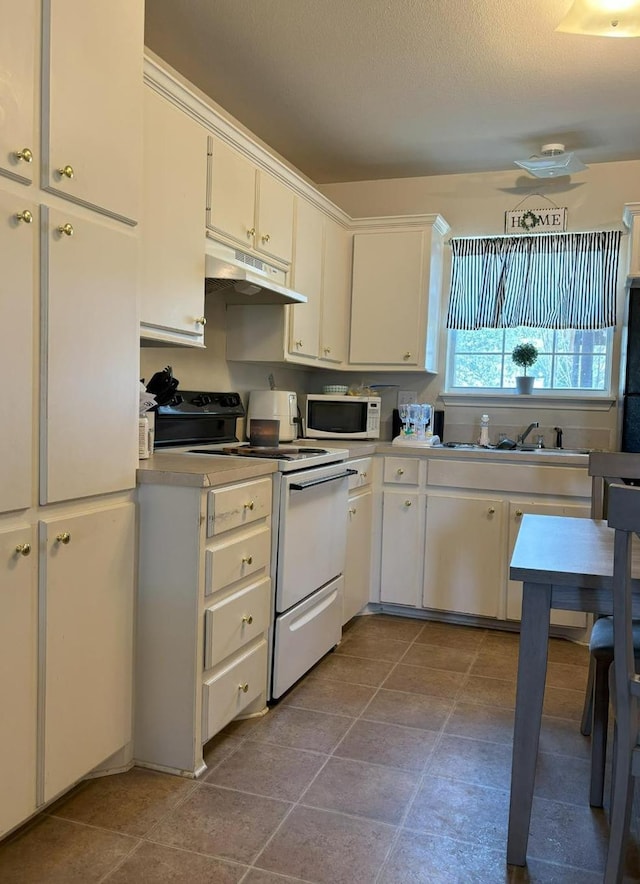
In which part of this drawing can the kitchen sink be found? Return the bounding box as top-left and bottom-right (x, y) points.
(438, 443), (592, 455)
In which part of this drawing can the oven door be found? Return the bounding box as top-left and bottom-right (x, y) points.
(275, 463), (351, 613)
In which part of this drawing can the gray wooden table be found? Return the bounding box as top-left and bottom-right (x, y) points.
(507, 514), (640, 866)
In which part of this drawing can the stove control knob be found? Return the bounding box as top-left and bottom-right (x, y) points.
(171, 394), (183, 406)
(191, 394), (211, 407)
(221, 394), (239, 408)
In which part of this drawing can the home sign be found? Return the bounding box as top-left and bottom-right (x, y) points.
(504, 207), (567, 234)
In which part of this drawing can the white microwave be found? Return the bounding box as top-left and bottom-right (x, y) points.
(304, 394), (381, 440)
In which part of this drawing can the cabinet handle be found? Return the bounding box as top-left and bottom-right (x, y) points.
(242, 614), (253, 625)
(16, 210), (33, 224)
(515, 510), (523, 518)
(55, 532), (71, 545)
(57, 165), (74, 179)
(397, 468), (404, 475)
(361, 472), (367, 479)
(244, 500), (255, 511)
(404, 500), (412, 507)
(14, 147), (33, 163)
(247, 227), (255, 237)
(323, 347), (331, 355)
(15, 543), (31, 556)
(295, 340), (303, 348)
(488, 507), (495, 515)
(242, 555), (253, 565)
(195, 316), (207, 326)
(349, 507), (357, 515)
(403, 352), (412, 360)
(261, 233), (271, 244)
(238, 682), (249, 693)
(57, 223), (74, 237)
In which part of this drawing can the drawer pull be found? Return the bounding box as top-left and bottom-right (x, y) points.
(56, 532), (71, 544)
(404, 500), (412, 507)
(15, 543), (31, 556)
(16, 210), (33, 224)
(242, 555), (253, 565)
(242, 614), (253, 625)
(361, 471), (367, 479)
(261, 233), (271, 244)
(488, 507), (496, 515)
(57, 164), (74, 179)
(14, 147), (33, 163)
(247, 227), (255, 237)
(515, 510), (523, 518)
(397, 468), (404, 476)
(239, 682), (249, 693)
(57, 223), (74, 237)
(403, 351), (412, 360)
(349, 507), (357, 515)
(195, 316), (207, 326)
(244, 500), (255, 511)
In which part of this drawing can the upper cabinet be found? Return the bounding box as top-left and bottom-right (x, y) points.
(289, 198), (324, 359)
(624, 203), (640, 279)
(140, 87), (208, 347)
(207, 135), (294, 265)
(349, 215), (449, 372)
(41, 0), (143, 225)
(0, 0), (37, 185)
(320, 218), (352, 365)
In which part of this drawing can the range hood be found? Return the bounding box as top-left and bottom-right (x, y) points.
(205, 241), (307, 306)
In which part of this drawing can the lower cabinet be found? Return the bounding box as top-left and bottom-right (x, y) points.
(136, 474), (272, 776)
(423, 493), (504, 618)
(380, 489), (424, 607)
(343, 458), (373, 623)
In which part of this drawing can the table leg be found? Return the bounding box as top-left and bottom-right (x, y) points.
(507, 580), (551, 866)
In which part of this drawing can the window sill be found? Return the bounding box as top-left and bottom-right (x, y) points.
(440, 392), (616, 412)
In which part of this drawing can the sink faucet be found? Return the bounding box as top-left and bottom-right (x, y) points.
(517, 422), (539, 445)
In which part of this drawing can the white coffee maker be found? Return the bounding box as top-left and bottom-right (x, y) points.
(247, 390), (298, 442)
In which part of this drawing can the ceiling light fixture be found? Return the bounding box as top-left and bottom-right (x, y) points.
(555, 0), (640, 37)
(514, 144), (588, 178)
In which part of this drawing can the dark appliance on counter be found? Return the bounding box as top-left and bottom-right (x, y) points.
(621, 283), (640, 452)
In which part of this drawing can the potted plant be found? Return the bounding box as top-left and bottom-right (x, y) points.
(511, 342), (539, 394)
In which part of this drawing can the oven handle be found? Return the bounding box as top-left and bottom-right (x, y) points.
(289, 468), (357, 491)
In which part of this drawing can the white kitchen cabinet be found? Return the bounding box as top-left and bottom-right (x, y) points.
(40, 503), (135, 803)
(349, 215), (448, 371)
(0, 191), (35, 514)
(424, 493), (504, 618)
(207, 135), (294, 265)
(0, 0), (37, 185)
(136, 474), (272, 776)
(320, 218), (352, 365)
(380, 489), (424, 607)
(41, 206), (138, 504)
(506, 500), (590, 627)
(140, 87), (208, 346)
(0, 525), (37, 837)
(289, 197), (323, 359)
(623, 203), (640, 278)
(41, 0), (143, 224)
(344, 458), (373, 623)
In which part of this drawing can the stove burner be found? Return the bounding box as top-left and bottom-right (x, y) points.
(188, 446), (330, 461)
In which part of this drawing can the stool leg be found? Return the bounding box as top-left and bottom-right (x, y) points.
(590, 658), (610, 808)
(581, 655), (596, 737)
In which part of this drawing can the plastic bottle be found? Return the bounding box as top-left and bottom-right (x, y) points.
(479, 414), (490, 447)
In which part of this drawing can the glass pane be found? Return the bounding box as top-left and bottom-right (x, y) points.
(553, 355), (607, 390)
(454, 328), (504, 353)
(504, 328), (550, 353)
(453, 354), (503, 388)
(504, 355), (550, 388)
(555, 328), (609, 354)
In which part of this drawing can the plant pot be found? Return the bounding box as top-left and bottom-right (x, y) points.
(515, 376), (534, 394)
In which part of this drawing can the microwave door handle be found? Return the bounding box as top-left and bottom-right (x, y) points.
(289, 468), (357, 491)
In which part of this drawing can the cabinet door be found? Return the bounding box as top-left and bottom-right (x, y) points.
(0, 192), (35, 513)
(140, 88), (208, 344)
(40, 503), (134, 803)
(344, 489), (373, 623)
(41, 0), (143, 223)
(41, 207), (138, 504)
(507, 501), (590, 627)
(207, 136), (256, 249)
(321, 219), (351, 365)
(0, 0), (37, 184)
(289, 198), (323, 359)
(350, 230), (424, 365)
(424, 494), (504, 618)
(256, 169), (294, 265)
(380, 490), (424, 607)
(0, 525), (37, 836)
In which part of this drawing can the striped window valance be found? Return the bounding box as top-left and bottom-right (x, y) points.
(446, 230), (621, 331)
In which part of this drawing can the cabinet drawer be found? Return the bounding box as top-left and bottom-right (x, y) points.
(207, 478), (272, 536)
(202, 639), (268, 742)
(383, 456), (419, 485)
(348, 457), (373, 490)
(205, 523), (271, 595)
(204, 577), (271, 669)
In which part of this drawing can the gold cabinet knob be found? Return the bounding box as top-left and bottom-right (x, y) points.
(295, 340), (303, 348)
(242, 555), (253, 565)
(57, 165), (74, 179)
(404, 500), (412, 507)
(57, 223), (74, 237)
(16, 210), (33, 224)
(323, 347), (331, 355)
(14, 147), (33, 163)
(15, 543), (31, 556)
(403, 352), (412, 360)
(247, 227), (255, 237)
(238, 682), (249, 693)
(397, 468), (404, 475)
(488, 507), (495, 515)
(244, 500), (255, 511)
(195, 316), (206, 326)
(361, 472), (367, 479)
(242, 614), (253, 625)
(349, 507), (357, 515)
(515, 510), (523, 518)
(56, 532), (71, 544)
(261, 233), (271, 244)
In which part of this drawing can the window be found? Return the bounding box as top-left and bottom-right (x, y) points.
(448, 326), (612, 392)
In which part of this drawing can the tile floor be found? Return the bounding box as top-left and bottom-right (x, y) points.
(2, 614), (640, 883)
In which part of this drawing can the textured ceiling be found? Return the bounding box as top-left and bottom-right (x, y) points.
(144, 0), (640, 184)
